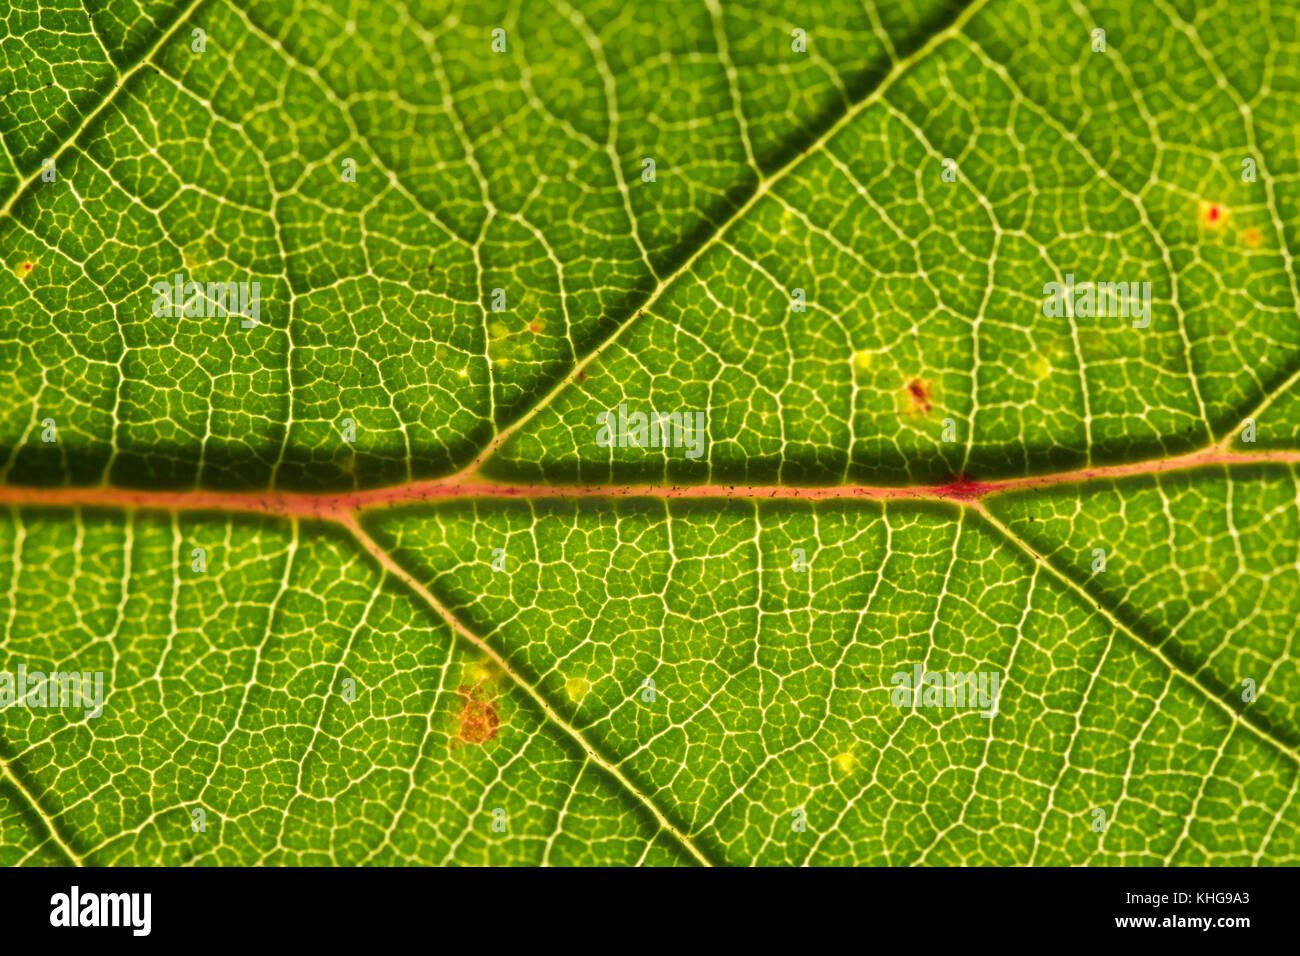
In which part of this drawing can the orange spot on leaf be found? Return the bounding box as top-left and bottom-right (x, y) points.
(1242, 227), (1262, 248)
(453, 682), (500, 746)
(906, 379), (932, 414)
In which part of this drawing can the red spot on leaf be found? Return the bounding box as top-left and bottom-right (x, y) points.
(1201, 202), (1228, 230)
(933, 475), (994, 501)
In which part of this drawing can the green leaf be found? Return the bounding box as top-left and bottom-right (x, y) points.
(2, 0), (1299, 865)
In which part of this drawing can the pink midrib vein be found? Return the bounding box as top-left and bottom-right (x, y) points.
(0, 446), (1295, 522)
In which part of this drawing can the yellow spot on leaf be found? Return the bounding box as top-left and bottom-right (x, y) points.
(467, 661), (498, 686)
(565, 677), (591, 701)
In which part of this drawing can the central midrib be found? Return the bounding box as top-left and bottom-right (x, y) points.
(0, 445), (1294, 520)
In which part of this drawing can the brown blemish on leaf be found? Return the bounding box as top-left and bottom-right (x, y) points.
(906, 379), (931, 414)
(453, 682), (500, 746)
(527, 321), (542, 333)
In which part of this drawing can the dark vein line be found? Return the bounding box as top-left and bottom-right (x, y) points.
(466, 0), (991, 471)
(0, 0), (209, 218)
(339, 514), (714, 866)
(973, 502), (1300, 770)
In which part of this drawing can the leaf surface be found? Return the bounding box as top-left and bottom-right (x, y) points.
(2, 0), (1299, 865)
